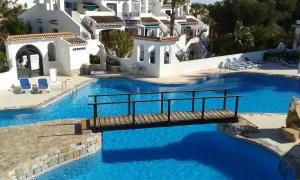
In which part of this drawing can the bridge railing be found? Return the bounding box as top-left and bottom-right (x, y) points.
(88, 89), (241, 129)
(89, 89), (230, 113)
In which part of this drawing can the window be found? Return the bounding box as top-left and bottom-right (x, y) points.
(48, 43), (56, 61)
(150, 49), (155, 64)
(139, 45), (144, 61)
(53, 29), (58, 33)
(166, 10), (171, 16)
(73, 47), (86, 51)
(39, 27), (43, 33)
(164, 51), (170, 64)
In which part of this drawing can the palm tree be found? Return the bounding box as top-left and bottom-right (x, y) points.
(223, 21), (255, 53)
(169, 0), (187, 36)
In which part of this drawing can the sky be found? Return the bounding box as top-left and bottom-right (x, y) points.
(191, 0), (220, 4)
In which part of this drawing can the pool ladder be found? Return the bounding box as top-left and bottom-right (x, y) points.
(62, 79), (78, 97)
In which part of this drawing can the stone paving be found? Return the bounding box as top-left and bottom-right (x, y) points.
(0, 119), (101, 180)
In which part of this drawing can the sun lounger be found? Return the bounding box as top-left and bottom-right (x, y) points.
(38, 78), (50, 93)
(240, 58), (261, 68)
(19, 78), (32, 93)
(232, 59), (251, 69)
(245, 57), (266, 65)
(224, 60), (246, 70)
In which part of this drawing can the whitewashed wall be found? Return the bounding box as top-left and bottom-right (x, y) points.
(160, 51), (265, 77)
(0, 68), (18, 90)
(69, 46), (89, 74)
(19, 5), (84, 36)
(122, 39), (265, 78)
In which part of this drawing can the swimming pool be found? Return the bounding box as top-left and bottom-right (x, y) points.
(1, 73), (300, 127)
(1, 73), (298, 179)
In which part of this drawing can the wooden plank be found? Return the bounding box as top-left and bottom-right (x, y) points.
(101, 117), (108, 127)
(175, 112), (187, 121)
(183, 112), (198, 120)
(81, 120), (87, 130)
(119, 115), (126, 125)
(204, 110), (214, 120)
(187, 111), (198, 120)
(135, 115), (144, 125)
(210, 110), (222, 120)
(215, 110), (228, 119)
(147, 114), (156, 124)
(158, 113), (167, 122)
(122, 115), (132, 125)
(191, 111), (202, 120)
(216, 110), (230, 119)
(156, 113), (166, 122)
(171, 112), (181, 122)
(141, 115), (149, 125)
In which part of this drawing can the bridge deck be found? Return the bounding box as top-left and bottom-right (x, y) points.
(81, 109), (238, 132)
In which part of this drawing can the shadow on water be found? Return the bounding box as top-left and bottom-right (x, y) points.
(102, 131), (285, 180)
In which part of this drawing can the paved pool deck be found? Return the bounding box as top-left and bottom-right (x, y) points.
(0, 119), (101, 180)
(0, 62), (298, 110)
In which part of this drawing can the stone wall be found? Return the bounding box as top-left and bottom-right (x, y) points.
(5, 133), (101, 180)
(218, 117), (259, 136)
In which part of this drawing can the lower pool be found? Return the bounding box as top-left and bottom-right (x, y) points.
(0, 73), (298, 179)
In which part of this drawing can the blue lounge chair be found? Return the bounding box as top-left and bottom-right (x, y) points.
(19, 78), (32, 93)
(38, 78), (49, 93)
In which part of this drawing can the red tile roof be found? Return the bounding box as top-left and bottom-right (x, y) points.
(6, 32), (74, 42)
(133, 35), (178, 42)
(90, 16), (125, 25)
(63, 37), (87, 46)
(6, 32), (87, 46)
(141, 17), (159, 25)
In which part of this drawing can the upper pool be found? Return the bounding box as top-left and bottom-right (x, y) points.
(0, 73), (297, 179)
(1, 73), (299, 127)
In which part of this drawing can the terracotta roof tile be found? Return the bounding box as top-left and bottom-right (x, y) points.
(6, 32), (74, 42)
(63, 37), (87, 46)
(141, 17), (159, 25)
(187, 18), (200, 25)
(90, 16), (125, 25)
(133, 35), (178, 42)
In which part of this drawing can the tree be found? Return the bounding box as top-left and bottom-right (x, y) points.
(0, 0), (28, 72)
(222, 21), (254, 54)
(170, 0), (186, 36)
(102, 30), (133, 58)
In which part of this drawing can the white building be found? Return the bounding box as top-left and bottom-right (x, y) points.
(5, 32), (89, 81)
(18, 0), (205, 40)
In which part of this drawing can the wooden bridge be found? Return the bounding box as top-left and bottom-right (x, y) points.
(81, 89), (241, 132)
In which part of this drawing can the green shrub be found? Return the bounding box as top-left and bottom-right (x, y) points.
(102, 30), (133, 58)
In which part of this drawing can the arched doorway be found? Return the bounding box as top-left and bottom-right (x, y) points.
(122, 2), (129, 17)
(16, 45), (43, 78)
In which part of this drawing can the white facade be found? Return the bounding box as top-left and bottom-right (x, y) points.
(1, 32), (90, 90)
(121, 36), (265, 77)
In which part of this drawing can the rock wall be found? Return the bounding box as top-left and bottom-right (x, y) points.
(6, 133), (101, 180)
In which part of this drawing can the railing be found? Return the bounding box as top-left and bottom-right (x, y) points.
(88, 89), (241, 130)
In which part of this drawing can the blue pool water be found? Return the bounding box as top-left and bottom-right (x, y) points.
(1, 73), (300, 127)
(0, 73), (298, 179)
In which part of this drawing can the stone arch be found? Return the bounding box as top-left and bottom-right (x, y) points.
(150, 48), (155, 64)
(164, 47), (170, 64)
(139, 44), (144, 61)
(48, 42), (56, 61)
(15, 44), (43, 78)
